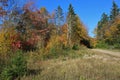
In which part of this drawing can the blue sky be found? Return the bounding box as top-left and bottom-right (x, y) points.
(35, 0), (120, 37)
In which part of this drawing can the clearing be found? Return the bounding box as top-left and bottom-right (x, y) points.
(21, 49), (120, 80)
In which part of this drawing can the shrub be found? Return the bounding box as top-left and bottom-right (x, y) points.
(89, 38), (97, 48)
(72, 44), (79, 50)
(44, 46), (63, 59)
(1, 50), (27, 80)
(113, 43), (120, 49)
(95, 41), (109, 49)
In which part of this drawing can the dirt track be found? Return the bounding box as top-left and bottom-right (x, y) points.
(92, 49), (120, 58)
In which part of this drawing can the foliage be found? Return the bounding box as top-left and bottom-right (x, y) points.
(72, 44), (79, 50)
(89, 38), (97, 48)
(95, 41), (109, 49)
(95, 1), (120, 49)
(75, 16), (88, 44)
(45, 35), (62, 58)
(55, 6), (64, 35)
(96, 13), (109, 40)
(0, 1), (95, 79)
(1, 50), (27, 80)
(0, 27), (17, 54)
(110, 1), (119, 20)
(61, 24), (68, 48)
(67, 4), (89, 47)
(67, 4), (76, 47)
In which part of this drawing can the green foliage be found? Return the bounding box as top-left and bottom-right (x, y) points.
(43, 46), (69, 59)
(96, 13), (109, 40)
(55, 6), (64, 26)
(68, 4), (76, 16)
(113, 43), (120, 49)
(67, 4), (77, 46)
(55, 6), (64, 35)
(95, 41), (109, 49)
(1, 50), (27, 80)
(72, 44), (79, 50)
(96, 1), (120, 49)
(110, 1), (119, 20)
(67, 5), (89, 47)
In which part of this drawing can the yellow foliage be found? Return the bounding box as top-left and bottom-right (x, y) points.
(89, 38), (97, 48)
(73, 16), (88, 44)
(104, 29), (111, 39)
(61, 24), (68, 47)
(0, 27), (16, 54)
(46, 24), (68, 52)
(46, 35), (63, 52)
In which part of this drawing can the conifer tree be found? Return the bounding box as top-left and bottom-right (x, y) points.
(97, 13), (109, 40)
(55, 6), (64, 35)
(67, 4), (76, 46)
(110, 1), (119, 20)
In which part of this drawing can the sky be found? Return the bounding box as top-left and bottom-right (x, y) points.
(35, 0), (120, 37)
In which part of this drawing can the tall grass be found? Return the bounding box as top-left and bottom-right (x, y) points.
(21, 49), (120, 80)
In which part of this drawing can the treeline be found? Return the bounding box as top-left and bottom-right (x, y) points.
(0, 1), (97, 79)
(95, 1), (120, 49)
(0, 0), (94, 54)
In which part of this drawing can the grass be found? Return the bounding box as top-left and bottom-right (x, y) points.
(20, 49), (120, 80)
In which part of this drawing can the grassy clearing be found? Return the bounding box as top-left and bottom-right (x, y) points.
(20, 49), (120, 80)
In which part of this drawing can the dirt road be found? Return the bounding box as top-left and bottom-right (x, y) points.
(92, 49), (120, 57)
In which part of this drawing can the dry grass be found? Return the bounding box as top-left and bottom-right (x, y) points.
(21, 49), (120, 80)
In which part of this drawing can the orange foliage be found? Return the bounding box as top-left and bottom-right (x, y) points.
(61, 24), (68, 46)
(0, 27), (17, 54)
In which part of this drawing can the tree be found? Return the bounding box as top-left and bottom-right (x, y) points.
(110, 1), (119, 21)
(0, 0), (8, 21)
(0, 0), (21, 22)
(96, 13), (109, 40)
(55, 6), (64, 35)
(75, 16), (88, 41)
(40, 7), (49, 29)
(95, 1), (120, 48)
(67, 4), (76, 46)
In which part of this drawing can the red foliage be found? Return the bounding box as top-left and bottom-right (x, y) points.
(10, 32), (40, 51)
(12, 41), (22, 50)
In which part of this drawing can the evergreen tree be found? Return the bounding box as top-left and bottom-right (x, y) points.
(110, 1), (119, 20)
(67, 4), (77, 46)
(68, 4), (76, 17)
(98, 13), (109, 29)
(55, 6), (64, 26)
(97, 13), (109, 40)
(55, 6), (64, 35)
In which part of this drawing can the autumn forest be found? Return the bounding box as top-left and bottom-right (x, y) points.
(0, 0), (120, 80)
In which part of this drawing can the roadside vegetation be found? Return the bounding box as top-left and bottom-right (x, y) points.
(95, 1), (120, 49)
(0, 0), (120, 80)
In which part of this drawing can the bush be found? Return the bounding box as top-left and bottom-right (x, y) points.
(113, 43), (120, 49)
(95, 41), (109, 49)
(72, 44), (79, 50)
(43, 46), (68, 59)
(1, 50), (27, 80)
